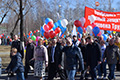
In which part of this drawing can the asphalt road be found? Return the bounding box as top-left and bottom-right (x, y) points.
(0, 69), (120, 80)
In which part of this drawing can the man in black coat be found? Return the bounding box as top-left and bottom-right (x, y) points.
(24, 39), (35, 79)
(11, 35), (24, 59)
(86, 36), (101, 80)
(48, 38), (66, 80)
(78, 38), (88, 79)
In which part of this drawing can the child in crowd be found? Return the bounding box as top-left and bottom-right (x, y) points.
(6, 48), (25, 80)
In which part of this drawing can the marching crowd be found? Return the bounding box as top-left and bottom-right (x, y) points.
(5, 34), (120, 80)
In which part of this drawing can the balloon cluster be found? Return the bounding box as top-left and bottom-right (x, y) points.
(86, 23), (115, 41)
(0, 34), (4, 38)
(74, 17), (86, 37)
(40, 18), (68, 39)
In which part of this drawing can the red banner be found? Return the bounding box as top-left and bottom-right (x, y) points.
(85, 6), (120, 32)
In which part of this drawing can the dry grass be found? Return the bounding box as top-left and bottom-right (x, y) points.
(0, 45), (11, 52)
(0, 54), (10, 69)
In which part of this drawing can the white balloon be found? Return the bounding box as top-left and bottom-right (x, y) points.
(88, 15), (96, 24)
(61, 19), (68, 27)
(87, 25), (93, 34)
(100, 30), (104, 34)
(80, 17), (86, 26)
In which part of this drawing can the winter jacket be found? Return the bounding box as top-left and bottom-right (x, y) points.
(103, 44), (120, 64)
(62, 45), (84, 71)
(11, 40), (24, 59)
(86, 42), (101, 68)
(25, 43), (35, 63)
(6, 52), (24, 73)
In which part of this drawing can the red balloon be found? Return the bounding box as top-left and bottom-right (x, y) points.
(49, 31), (56, 39)
(0, 35), (2, 38)
(74, 20), (82, 27)
(10, 39), (12, 42)
(28, 33), (30, 35)
(36, 30), (39, 32)
(91, 23), (96, 28)
(44, 32), (49, 39)
(34, 31), (36, 33)
(55, 27), (61, 34)
(44, 25), (50, 32)
(48, 22), (54, 30)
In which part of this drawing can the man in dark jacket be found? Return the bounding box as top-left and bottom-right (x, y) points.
(24, 39), (35, 79)
(86, 36), (101, 80)
(6, 48), (25, 80)
(78, 38), (88, 80)
(103, 38), (120, 80)
(48, 38), (67, 80)
(62, 37), (84, 80)
(11, 35), (24, 59)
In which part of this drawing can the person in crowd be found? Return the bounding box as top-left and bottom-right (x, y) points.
(7, 38), (10, 45)
(11, 35), (24, 59)
(32, 39), (48, 80)
(86, 36), (101, 80)
(48, 38), (67, 80)
(78, 38), (88, 80)
(24, 39), (35, 79)
(97, 40), (107, 79)
(114, 36), (120, 71)
(98, 36), (103, 43)
(47, 38), (58, 80)
(55, 38), (67, 80)
(62, 37), (84, 80)
(6, 48), (25, 80)
(9, 35), (24, 77)
(72, 35), (80, 46)
(103, 38), (120, 80)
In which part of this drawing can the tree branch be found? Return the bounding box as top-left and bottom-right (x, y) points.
(11, 17), (20, 33)
(0, 11), (8, 24)
(6, 2), (19, 15)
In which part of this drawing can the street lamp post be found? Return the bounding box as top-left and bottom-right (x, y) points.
(58, 5), (61, 19)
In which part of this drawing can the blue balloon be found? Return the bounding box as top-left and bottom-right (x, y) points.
(77, 27), (83, 34)
(102, 34), (107, 41)
(52, 22), (59, 31)
(27, 35), (29, 38)
(40, 27), (45, 33)
(57, 20), (62, 26)
(59, 26), (63, 29)
(30, 33), (33, 36)
(45, 18), (52, 24)
(40, 31), (44, 36)
(61, 27), (67, 33)
(107, 31), (112, 34)
(54, 22), (59, 27)
(92, 27), (100, 36)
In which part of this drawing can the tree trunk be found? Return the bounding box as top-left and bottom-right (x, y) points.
(20, 0), (24, 41)
(20, 0), (24, 49)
